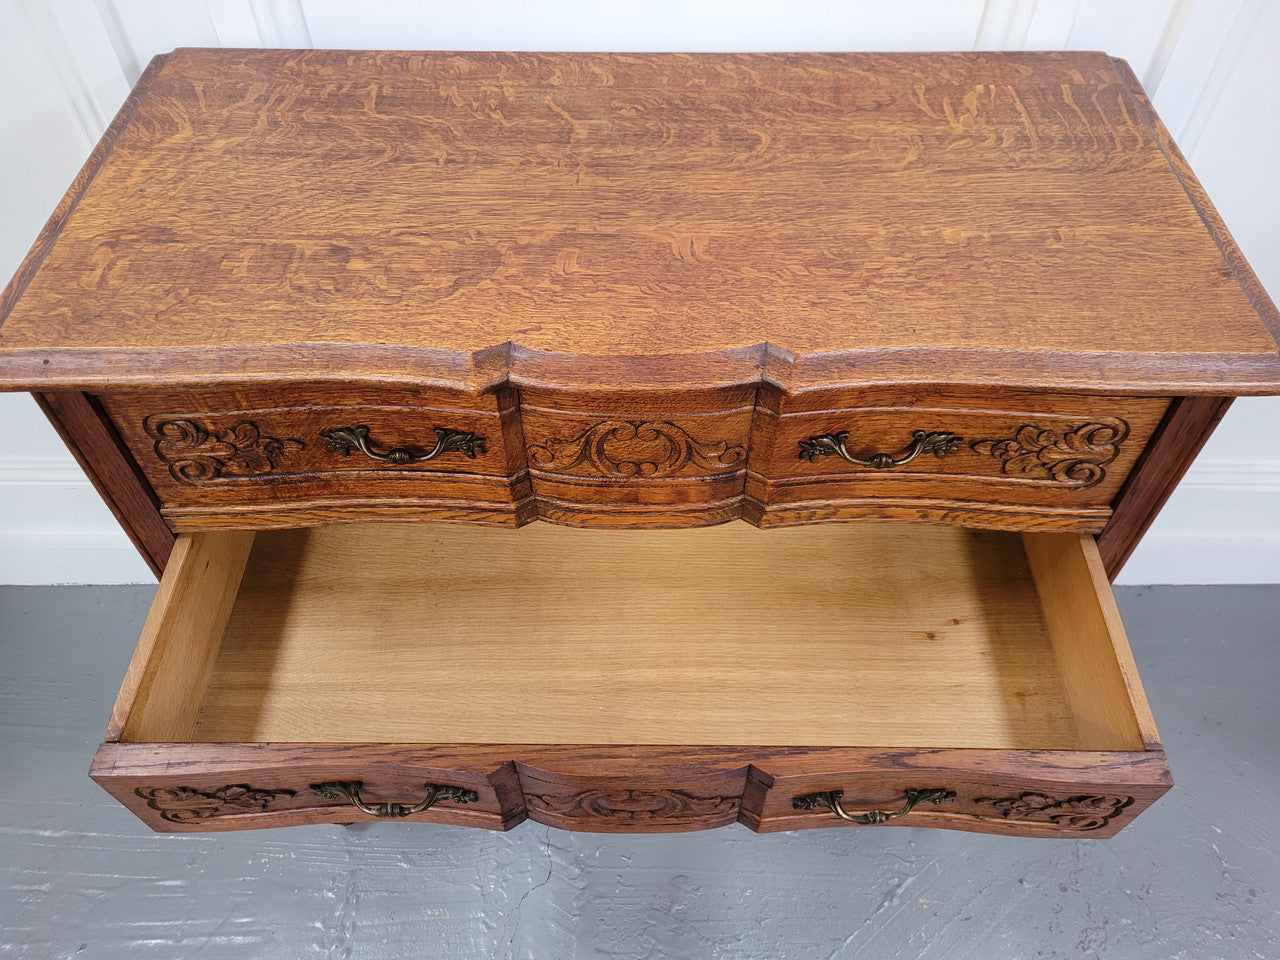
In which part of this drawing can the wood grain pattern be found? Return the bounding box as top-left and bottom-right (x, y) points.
(1097, 395), (1234, 578)
(741, 496), (1112, 532)
(143, 524), (1142, 751)
(1, 50), (1276, 395)
(7, 49), (1263, 839)
(521, 387), (754, 520)
(98, 387), (524, 518)
(33, 392), (174, 575)
(91, 743), (523, 832)
(91, 522), (1168, 834)
(744, 746), (1171, 837)
(93, 384), (1168, 533)
(1023, 533), (1159, 750)
(1107, 56), (1280, 350)
(747, 389), (1170, 528)
(519, 765), (748, 834)
(89, 742), (1170, 837)
(0, 54), (168, 327)
(108, 532), (254, 742)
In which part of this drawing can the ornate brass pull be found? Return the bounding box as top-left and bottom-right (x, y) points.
(798, 430), (962, 468)
(792, 788), (957, 824)
(310, 781), (479, 819)
(321, 425), (486, 464)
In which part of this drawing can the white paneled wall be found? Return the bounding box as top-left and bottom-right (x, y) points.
(0, 0), (1277, 584)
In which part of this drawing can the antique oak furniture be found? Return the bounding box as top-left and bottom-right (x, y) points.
(1, 50), (1277, 836)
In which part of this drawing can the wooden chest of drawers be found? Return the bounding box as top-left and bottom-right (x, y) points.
(2, 49), (1278, 837)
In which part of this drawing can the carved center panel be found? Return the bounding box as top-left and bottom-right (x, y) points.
(527, 420), (746, 479)
(528, 788), (739, 823)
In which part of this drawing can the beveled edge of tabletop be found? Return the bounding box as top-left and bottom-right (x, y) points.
(0, 341), (1277, 396)
(0, 49), (1277, 398)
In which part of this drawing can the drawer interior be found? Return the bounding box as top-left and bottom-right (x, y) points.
(108, 523), (1157, 752)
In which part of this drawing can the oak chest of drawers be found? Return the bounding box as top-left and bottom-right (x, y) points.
(2, 49), (1277, 837)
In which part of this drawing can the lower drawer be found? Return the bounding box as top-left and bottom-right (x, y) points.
(91, 522), (1170, 836)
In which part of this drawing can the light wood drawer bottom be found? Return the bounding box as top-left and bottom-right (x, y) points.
(91, 523), (1170, 835)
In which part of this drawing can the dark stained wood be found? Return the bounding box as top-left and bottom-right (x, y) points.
(90, 742), (1169, 837)
(0, 50), (1277, 395)
(1097, 395), (1234, 579)
(34, 392), (173, 576)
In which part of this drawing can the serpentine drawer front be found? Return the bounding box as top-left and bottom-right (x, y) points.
(101, 385), (1170, 532)
(98, 386), (529, 529)
(2, 50), (1279, 839)
(746, 387), (1173, 532)
(90, 522), (1170, 836)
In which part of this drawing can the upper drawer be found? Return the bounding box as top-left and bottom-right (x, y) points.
(747, 388), (1171, 531)
(518, 385), (755, 527)
(98, 384), (1172, 534)
(98, 386), (529, 528)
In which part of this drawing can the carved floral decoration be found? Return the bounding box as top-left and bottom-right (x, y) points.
(975, 792), (1133, 831)
(527, 420), (746, 478)
(144, 416), (305, 484)
(969, 419), (1130, 489)
(527, 788), (738, 822)
(136, 783), (297, 823)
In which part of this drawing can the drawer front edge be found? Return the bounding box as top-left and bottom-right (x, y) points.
(91, 383), (1172, 536)
(95, 385), (1172, 536)
(91, 743), (525, 833)
(745, 748), (1172, 838)
(93, 744), (1170, 837)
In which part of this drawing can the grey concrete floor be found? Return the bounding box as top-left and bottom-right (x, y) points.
(0, 584), (1276, 960)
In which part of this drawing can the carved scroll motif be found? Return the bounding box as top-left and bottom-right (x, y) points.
(144, 416), (305, 484)
(975, 792), (1133, 831)
(969, 419), (1130, 489)
(527, 788), (738, 823)
(136, 784), (297, 823)
(527, 420), (746, 478)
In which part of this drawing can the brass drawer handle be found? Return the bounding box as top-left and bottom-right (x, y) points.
(310, 780), (480, 818)
(321, 425), (486, 464)
(792, 787), (956, 824)
(798, 430), (962, 468)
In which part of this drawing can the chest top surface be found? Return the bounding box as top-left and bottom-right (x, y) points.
(0, 48), (1277, 394)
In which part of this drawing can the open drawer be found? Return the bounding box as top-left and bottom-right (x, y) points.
(90, 523), (1171, 836)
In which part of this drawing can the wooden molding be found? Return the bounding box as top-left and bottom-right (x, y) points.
(1098, 395), (1234, 578)
(33, 392), (173, 576)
